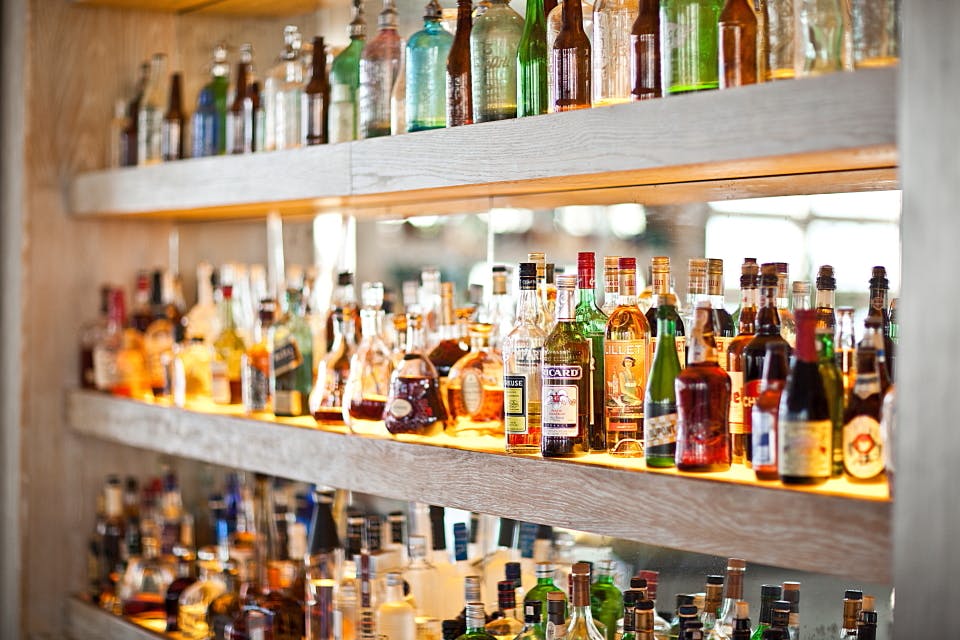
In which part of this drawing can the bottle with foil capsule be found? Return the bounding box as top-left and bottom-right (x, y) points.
(385, 312), (448, 436)
(503, 262), (546, 454)
(646, 257), (685, 368)
(574, 252), (608, 452)
(842, 321), (887, 482)
(750, 342), (789, 481)
(835, 306), (857, 396)
(726, 259), (758, 464)
(707, 259), (734, 361)
(644, 292), (682, 467)
(867, 266), (895, 380)
(343, 282), (394, 436)
(815, 265), (837, 332)
(600, 256), (620, 316)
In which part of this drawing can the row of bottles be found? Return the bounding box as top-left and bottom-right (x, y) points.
(109, 0), (899, 166)
(87, 471), (886, 640)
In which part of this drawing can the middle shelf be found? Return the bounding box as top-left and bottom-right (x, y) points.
(68, 389), (891, 584)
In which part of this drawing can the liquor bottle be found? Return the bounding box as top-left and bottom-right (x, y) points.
(620, 591), (637, 640)
(359, 0), (402, 139)
(487, 581), (526, 639)
(406, 0), (453, 131)
(80, 286), (111, 390)
(194, 44), (230, 156)
(430, 282), (471, 383)
(122, 61), (150, 166)
(672, 604), (698, 638)
(629, 0), (660, 99)
(750, 342), (789, 481)
(526, 563), (565, 626)
(311, 307), (357, 422)
(108, 99), (128, 168)
(161, 72), (185, 160)
(262, 26), (306, 150)
(888, 297), (899, 376)
(93, 289), (148, 398)
(775, 264), (795, 348)
(778, 309), (832, 485)
(304, 36), (331, 146)
(330, 0), (367, 143)
(517, 600), (547, 640)
(749, 585), (781, 640)
(766, 601), (790, 638)
(544, 265), (558, 323)
(527, 252), (552, 330)
(676, 302), (732, 472)
(836, 306), (857, 396)
(842, 327), (887, 482)
(574, 253), (607, 452)
(327, 271), (361, 353)
(518, 0), (548, 117)
(718, 0), (757, 88)
(471, 0), (524, 121)
(711, 558), (745, 639)
(817, 327), (845, 478)
(604, 257), (649, 457)
(385, 312), (448, 436)
(459, 602), (498, 640)
(796, 0), (843, 76)
(729, 258), (756, 329)
(550, 0), (591, 111)
(343, 282), (394, 436)
(791, 281), (810, 318)
(814, 265), (837, 332)
(592, 0), (636, 105)
(880, 384), (896, 498)
(250, 80), (266, 152)
(97, 476), (126, 606)
(729, 601), (750, 640)
(446, 323), (505, 435)
(120, 534), (174, 619)
(600, 256), (620, 316)
(645, 257), (685, 366)
(178, 551), (228, 638)
(867, 266), (895, 380)
(839, 590), (863, 639)
(780, 582), (799, 640)
(684, 259), (709, 352)
(391, 26), (408, 135)
(852, 0), (898, 68)
(184, 262), (220, 343)
(378, 571), (417, 640)
(635, 599), (657, 640)
(165, 550), (198, 632)
(401, 534), (439, 618)
(242, 300), (275, 416)
(661, 0), (723, 93)
(741, 263), (790, 466)
(541, 275), (590, 458)
(565, 564), (604, 640)
(212, 285), (247, 405)
(270, 289), (314, 417)
(227, 46), (254, 154)
(856, 595), (878, 640)
(447, 0), (474, 126)
(137, 53), (167, 165)
(503, 263), (547, 454)
(589, 560), (621, 640)
(303, 491), (340, 640)
(644, 292), (682, 467)
(546, 591), (567, 640)
(486, 266), (515, 346)
(707, 259), (734, 362)
(765, 0), (794, 79)
(701, 581), (724, 637)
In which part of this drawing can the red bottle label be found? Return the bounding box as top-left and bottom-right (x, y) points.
(741, 379), (762, 435)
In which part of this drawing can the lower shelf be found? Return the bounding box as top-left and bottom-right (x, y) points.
(67, 597), (167, 640)
(67, 389), (891, 583)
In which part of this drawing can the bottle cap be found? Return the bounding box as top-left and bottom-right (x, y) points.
(862, 595), (875, 611)
(816, 265), (836, 290)
(636, 599), (654, 611)
(630, 577), (648, 589)
(386, 571), (403, 587)
(761, 584), (783, 599)
(619, 257), (637, 271)
(337, 271), (354, 286)
(782, 582), (800, 611)
(505, 562), (521, 582)
(792, 280), (811, 295)
(760, 263), (779, 287)
(556, 274), (576, 290)
(605, 256), (621, 270)
(678, 604), (698, 616)
(870, 266), (889, 289)
(498, 580), (516, 592)
(423, 0), (442, 18)
(536, 562), (556, 577)
(773, 600), (791, 612)
(860, 610), (878, 625)
(728, 558), (746, 570)
(441, 620), (461, 640)
(735, 601), (749, 619)
(546, 264), (556, 284)
(706, 575), (724, 586)
(623, 590), (639, 607)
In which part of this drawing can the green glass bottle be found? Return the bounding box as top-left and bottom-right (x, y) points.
(575, 252), (608, 452)
(209, 44), (230, 155)
(643, 292), (682, 467)
(660, 0), (724, 93)
(525, 563), (565, 627)
(458, 603), (499, 640)
(516, 601), (547, 640)
(817, 328), (845, 477)
(329, 0), (367, 143)
(406, 0), (454, 131)
(518, 0), (548, 116)
(590, 560), (622, 640)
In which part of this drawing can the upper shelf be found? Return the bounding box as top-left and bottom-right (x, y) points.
(74, 0), (323, 17)
(69, 68), (899, 221)
(67, 390), (891, 584)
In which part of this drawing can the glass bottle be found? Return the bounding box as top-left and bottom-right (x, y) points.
(730, 601), (750, 640)
(487, 581), (526, 640)
(838, 590), (863, 640)
(359, 0), (402, 139)
(122, 61), (150, 166)
(815, 327), (845, 478)
(764, 0), (794, 79)
(592, 0), (636, 105)
(305, 491), (341, 640)
(748, 585), (781, 640)
(93, 289), (148, 398)
(250, 80), (266, 152)
(120, 535), (175, 620)
(718, 0), (758, 88)
(867, 266), (895, 380)
(471, 0), (524, 122)
(161, 72), (185, 161)
(503, 262), (546, 454)
(80, 286), (111, 390)
(566, 563), (605, 640)
(545, 591), (567, 640)
(676, 302), (732, 472)
(706, 259), (733, 347)
(684, 258), (709, 344)
(304, 36), (330, 145)
(629, 0), (660, 100)
(842, 328), (887, 482)
(781, 583), (800, 640)
(137, 53), (167, 166)
(526, 563), (564, 627)
(589, 560), (621, 640)
(711, 558), (745, 639)
(814, 265), (837, 332)
(796, 0), (843, 76)
(327, 271), (361, 352)
(391, 44), (407, 135)
(378, 571), (417, 640)
(699, 576), (723, 634)
(852, 0), (898, 68)
(330, 0), (367, 143)
(518, 0), (548, 117)
(206, 44), (230, 156)
(775, 265), (794, 348)
(604, 257), (649, 458)
(660, 0), (723, 93)
(447, 0), (475, 126)
(108, 99), (129, 168)
(311, 307), (357, 423)
(178, 553), (228, 638)
(547, 0), (594, 101)
(741, 263), (790, 466)
(447, 323), (505, 436)
(407, 0), (454, 131)
(834, 305), (857, 388)
(600, 256), (620, 316)
(429, 282), (471, 385)
(541, 275), (590, 458)
(856, 595), (878, 640)
(645, 257), (685, 367)
(173, 338), (214, 406)
(270, 289), (314, 417)
(212, 285), (247, 405)
(750, 342), (789, 481)
(264, 25), (306, 150)
(517, 600), (547, 640)
(343, 282), (394, 436)
(242, 300), (275, 416)
(575, 253), (608, 452)
(226, 45), (254, 154)
(459, 602), (498, 640)
(778, 310), (831, 485)
(486, 266), (515, 347)
(385, 312), (448, 436)
(644, 292), (682, 468)
(166, 551), (199, 632)
(550, 0), (591, 112)
(527, 252), (552, 331)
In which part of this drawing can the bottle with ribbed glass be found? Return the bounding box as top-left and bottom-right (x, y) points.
(304, 37), (330, 146)
(264, 25), (306, 151)
(406, 0), (453, 131)
(137, 53), (167, 165)
(329, 0), (366, 143)
(604, 257), (648, 458)
(629, 0), (660, 100)
(471, 0), (524, 122)
(270, 289), (314, 417)
(817, 326), (844, 478)
(592, 0), (636, 105)
(646, 257), (685, 367)
(660, 0), (723, 93)
(504, 263), (546, 454)
(644, 292), (682, 467)
(518, 0), (548, 117)
(550, 0), (591, 111)
(574, 253), (608, 452)
(447, 0), (474, 126)
(718, 0), (757, 88)
(589, 560), (621, 640)
(359, 0), (402, 139)
(796, 0), (842, 76)
(707, 259), (734, 365)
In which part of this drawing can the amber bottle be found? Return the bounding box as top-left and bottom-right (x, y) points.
(550, 0), (591, 111)
(447, 0), (474, 126)
(630, 0), (660, 100)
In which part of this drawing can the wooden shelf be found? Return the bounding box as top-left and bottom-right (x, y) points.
(67, 598), (168, 640)
(69, 68), (898, 221)
(73, 0), (324, 17)
(67, 390), (892, 584)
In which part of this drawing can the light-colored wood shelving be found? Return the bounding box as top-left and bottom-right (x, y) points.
(68, 390), (891, 583)
(73, 0), (323, 17)
(69, 68), (898, 221)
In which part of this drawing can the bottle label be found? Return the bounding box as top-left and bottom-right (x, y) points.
(273, 339), (304, 377)
(715, 336), (730, 370)
(741, 379), (762, 434)
(542, 383), (579, 436)
(460, 370), (484, 415)
(752, 407), (777, 466)
(274, 390), (303, 416)
(728, 370), (745, 431)
(604, 340), (646, 420)
(243, 360), (270, 411)
(676, 336), (686, 368)
(388, 398), (413, 419)
(853, 373), (881, 400)
(505, 375), (529, 434)
(779, 419), (832, 478)
(644, 409), (678, 448)
(843, 415), (884, 478)
(211, 360), (231, 404)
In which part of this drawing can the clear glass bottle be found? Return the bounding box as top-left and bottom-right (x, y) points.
(241, 300), (275, 416)
(630, 0), (660, 100)
(310, 307), (357, 423)
(486, 266), (515, 347)
(600, 256), (620, 316)
(852, 0), (898, 68)
(137, 53), (167, 166)
(264, 25), (306, 151)
(178, 553), (228, 639)
(550, 0), (591, 111)
(838, 590), (863, 640)
(471, 0), (524, 122)
(503, 262), (547, 454)
(796, 0), (843, 76)
(391, 45), (408, 135)
(643, 292), (682, 468)
(304, 37), (330, 145)
(660, 0), (724, 93)
(227, 45), (255, 154)
(120, 535), (174, 621)
(575, 253), (608, 452)
(835, 306), (857, 398)
(764, 0), (794, 79)
(121, 62), (150, 166)
(718, 0), (758, 88)
(604, 257), (649, 458)
(359, 0), (403, 139)
(518, 0), (549, 117)
(108, 99), (129, 168)
(707, 259), (735, 364)
(343, 282), (394, 436)
(710, 559), (746, 640)
(592, 0), (636, 105)
(775, 264), (795, 348)
(699, 576), (723, 634)
(270, 289), (314, 417)
(446, 323), (505, 436)
(378, 571), (417, 640)
(385, 312), (448, 436)
(814, 265), (837, 332)
(407, 0), (454, 131)
(330, 0), (367, 143)
(212, 285), (247, 405)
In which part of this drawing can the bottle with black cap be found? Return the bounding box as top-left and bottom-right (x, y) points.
(759, 630), (785, 640)
(856, 595), (877, 640)
(749, 585), (782, 640)
(700, 575), (724, 632)
(546, 591), (568, 640)
(527, 562), (565, 627)
(620, 590), (639, 640)
(840, 590), (863, 639)
(668, 599), (697, 639)
(444, 619), (465, 640)
(767, 601), (790, 636)
(636, 571), (671, 638)
(515, 599), (547, 640)
(305, 490), (341, 640)
(629, 577), (647, 600)
(635, 599), (655, 640)
(486, 580), (525, 639)
(680, 621), (705, 640)
(815, 265), (837, 331)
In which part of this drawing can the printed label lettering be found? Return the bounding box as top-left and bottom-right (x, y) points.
(389, 398), (413, 419)
(604, 340), (646, 412)
(644, 411), (678, 448)
(752, 409), (777, 466)
(741, 379), (762, 434)
(542, 384), (579, 436)
(728, 371), (745, 431)
(461, 371), (483, 415)
(544, 365), (582, 379)
(779, 419), (832, 478)
(505, 375), (528, 434)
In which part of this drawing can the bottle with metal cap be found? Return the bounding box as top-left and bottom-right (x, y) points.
(590, 560), (622, 640)
(458, 602), (497, 640)
(643, 291), (682, 468)
(526, 563), (565, 627)
(839, 589), (863, 639)
(504, 262), (547, 454)
(856, 595), (877, 640)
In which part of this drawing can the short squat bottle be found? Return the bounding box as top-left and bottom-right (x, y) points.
(343, 283), (394, 436)
(384, 312), (448, 436)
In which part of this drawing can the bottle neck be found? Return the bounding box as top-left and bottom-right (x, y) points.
(561, 0), (584, 30)
(817, 332), (836, 361)
(815, 288), (835, 311)
(757, 284), (781, 334)
(517, 282), (540, 325)
(619, 269), (638, 306)
(556, 288), (576, 322)
(656, 304), (677, 339)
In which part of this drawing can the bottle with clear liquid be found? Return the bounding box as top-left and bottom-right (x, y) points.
(835, 306), (857, 398)
(407, 0), (454, 131)
(343, 282), (394, 436)
(795, 0), (842, 76)
(359, 0), (402, 138)
(471, 0), (524, 122)
(137, 53), (167, 166)
(660, 0), (723, 93)
(264, 25), (306, 151)
(592, 0), (636, 105)
(330, 0), (367, 143)
(227, 45), (255, 154)
(503, 262), (547, 454)
(518, 0), (548, 117)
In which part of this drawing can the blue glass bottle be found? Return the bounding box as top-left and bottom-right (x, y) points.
(405, 0), (453, 132)
(191, 86), (218, 158)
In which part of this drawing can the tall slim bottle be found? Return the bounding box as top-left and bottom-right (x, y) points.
(242, 301), (275, 416)
(123, 61), (149, 166)
(710, 558), (746, 639)
(566, 564), (605, 640)
(867, 266), (895, 380)
(406, 0), (454, 131)
(471, 0), (524, 121)
(227, 47), (254, 154)
(644, 292), (682, 467)
(304, 37), (331, 145)
(518, 0), (549, 116)
(592, 0), (637, 105)
(270, 289), (314, 417)
(817, 327), (845, 478)
(852, 0), (898, 68)
(660, 0), (724, 93)
(574, 253), (607, 452)
(590, 560), (621, 640)
(750, 342), (789, 481)
(329, 0), (367, 143)
(630, 0), (660, 100)
(765, 0), (794, 79)
(264, 26), (306, 151)
(707, 259), (734, 365)
(718, 0), (758, 88)
(359, 0), (403, 139)
(550, 0), (591, 111)
(749, 585), (781, 640)
(447, 0), (474, 126)
(604, 257), (649, 457)
(161, 72), (185, 161)
(138, 53), (167, 165)
(541, 275), (590, 458)
(504, 263), (547, 454)
(836, 306), (857, 397)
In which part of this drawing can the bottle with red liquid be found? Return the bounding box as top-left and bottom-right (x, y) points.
(385, 312), (448, 436)
(750, 342), (789, 481)
(675, 302), (732, 472)
(343, 282), (394, 436)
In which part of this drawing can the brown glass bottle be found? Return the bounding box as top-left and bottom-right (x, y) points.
(447, 0), (474, 127)
(630, 0), (660, 100)
(428, 282), (470, 379)
(550, 0), (591, 112)
(228, 53), (252, 154)
(305, 36), (331, 145)
(718, 0), (758, 88)
(123, 62), (150, 166)
(842, 319), (889, 482)
(867, 266), (895, 380)
(162, 72), (185, 161)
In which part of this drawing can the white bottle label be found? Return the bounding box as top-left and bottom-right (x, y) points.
(752, 407), (777, 466)
(843, 415), (884, 479)
(779, 419), (832, 478)
(542, 384), (579, 436)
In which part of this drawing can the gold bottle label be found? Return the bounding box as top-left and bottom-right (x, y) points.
(779, 419), (832, 477)
(504, 375), (528, 434)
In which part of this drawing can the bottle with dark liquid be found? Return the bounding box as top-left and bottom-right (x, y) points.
(630, 0), (660, 100)
(429, 282), (471, 380)
(867, 266), (895, 380)
(550, 0), (591, 111)
(446, 0), (474, 126)
(162, 72), (185, 160)
(718, 0), (758, 88)
(385, 312), (448, 436)
(305, 37), (331, 145)
(343, 282), (394, 436)
(726, 259), (758, 463)
(750, 342), (788, 481)
(227, 45), (254, 154)
(842, 319), (888, 482)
